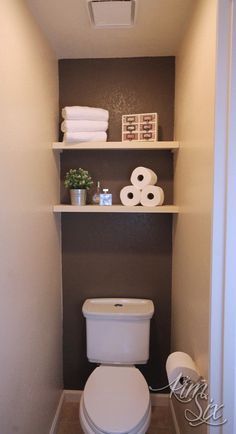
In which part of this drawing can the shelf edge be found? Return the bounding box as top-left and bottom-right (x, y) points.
(53, 205), (179, 214)
(52, 140), (179, 151)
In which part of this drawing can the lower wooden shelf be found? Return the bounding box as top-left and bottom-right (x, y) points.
(53, 205), (179, 213)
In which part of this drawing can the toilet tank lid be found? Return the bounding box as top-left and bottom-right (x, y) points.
(82, 298), (154, 320)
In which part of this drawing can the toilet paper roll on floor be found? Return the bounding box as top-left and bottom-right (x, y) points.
(131, 167), (158, 190)
(120, 186), (141, 206)
(166, 352), (200, 394)
(140, 186), (164, 207)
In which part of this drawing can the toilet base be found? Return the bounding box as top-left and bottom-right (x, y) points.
(79, 393), (152, 434)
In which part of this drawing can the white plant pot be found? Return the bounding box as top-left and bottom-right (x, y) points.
(70, 189), (87, 206)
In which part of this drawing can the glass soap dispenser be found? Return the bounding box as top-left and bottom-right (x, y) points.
(92, 181), (101, 205)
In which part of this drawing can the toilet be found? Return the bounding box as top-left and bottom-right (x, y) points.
(79, 298), (154, 434)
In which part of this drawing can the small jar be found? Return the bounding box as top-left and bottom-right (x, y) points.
(99, 188), (112, 206)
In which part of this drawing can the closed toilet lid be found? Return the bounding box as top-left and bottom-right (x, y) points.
(83, 366), (150, 434)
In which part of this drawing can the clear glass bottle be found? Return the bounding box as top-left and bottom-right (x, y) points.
(92, 181), (101, 205)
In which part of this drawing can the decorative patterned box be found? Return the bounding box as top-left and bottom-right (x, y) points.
(122, 113), (158, 141)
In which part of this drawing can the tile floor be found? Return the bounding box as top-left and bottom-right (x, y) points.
(57, 400), (175, 434)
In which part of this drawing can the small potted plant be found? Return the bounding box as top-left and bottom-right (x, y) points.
(64, 168), (93, 206)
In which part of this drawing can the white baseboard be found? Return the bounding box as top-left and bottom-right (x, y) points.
(49, 391), (65, 434)
(170, 398), (180, 434)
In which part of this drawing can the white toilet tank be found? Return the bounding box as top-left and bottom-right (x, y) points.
(82, 298), (154, 364)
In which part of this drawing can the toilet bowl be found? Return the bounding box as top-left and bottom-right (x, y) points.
(79, 365), (151, 434)
(80, 298), (154, 434)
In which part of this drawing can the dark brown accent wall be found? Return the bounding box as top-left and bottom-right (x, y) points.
(59, 57), (175, 390)
(59, 57), (174, 142)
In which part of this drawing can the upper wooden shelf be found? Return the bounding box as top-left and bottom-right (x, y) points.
(52, 141), (179, 151)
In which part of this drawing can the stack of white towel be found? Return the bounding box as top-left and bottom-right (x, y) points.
(120, 167), (164, 207)
(61, 106), (109, 143)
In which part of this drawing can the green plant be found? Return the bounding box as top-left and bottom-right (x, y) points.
(64, 168), (93, 190)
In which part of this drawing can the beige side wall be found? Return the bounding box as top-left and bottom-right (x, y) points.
(0, 1), (62, 433)
(172, 0), (217, 432)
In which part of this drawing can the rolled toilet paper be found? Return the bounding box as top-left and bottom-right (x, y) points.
(130, 167), (158, 190)
(166, 352), (200, 394)
(140, 186), (164, 207)
(120, 185), (141, 206)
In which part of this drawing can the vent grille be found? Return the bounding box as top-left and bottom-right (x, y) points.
(87, 0), (136, 28)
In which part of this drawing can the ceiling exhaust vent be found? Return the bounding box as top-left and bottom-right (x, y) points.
(87, 0), (137, 28)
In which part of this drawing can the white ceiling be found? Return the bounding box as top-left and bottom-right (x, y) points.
(26, 0), (195, 59)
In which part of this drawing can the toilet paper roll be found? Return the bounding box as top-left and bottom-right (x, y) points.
(166, 352), (200, 394)
(130, 167), (158, 190)
(120, 185), (141, 206)
(140, 186), (164, 207)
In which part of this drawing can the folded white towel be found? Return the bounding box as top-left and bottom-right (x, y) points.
(63, 131), (107, 143)
(62, 106), (109, 121)
(61, 120), (108, 133)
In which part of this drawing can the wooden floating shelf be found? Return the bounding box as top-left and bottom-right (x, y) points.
(53, 205), (179, 214)
(52, 141), (179, 151)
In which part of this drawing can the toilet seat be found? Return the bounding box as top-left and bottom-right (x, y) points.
(81, 365), (151, 434)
